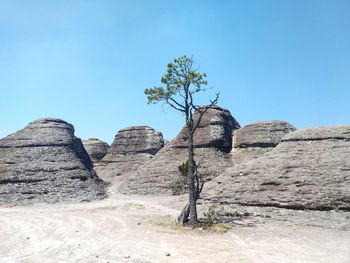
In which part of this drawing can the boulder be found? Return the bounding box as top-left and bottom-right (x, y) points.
(172, 106), (240, 152)
(96, 126), (164, 180)
(204, 125), (350, 212)
(233, 120), (296, 148)
(113, 106), (240, 195)
(0, 118), (106, 205)
(232, 121), (296, 163)
(82, 138), (109, 163)
(108, 126), (164, 155)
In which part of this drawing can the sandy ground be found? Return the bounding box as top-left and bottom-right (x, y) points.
(0, 194), (349, 263)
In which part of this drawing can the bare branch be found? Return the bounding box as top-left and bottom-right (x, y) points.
(195, 174), (199, 197)
(192, 92), (219, 134)
(188, 89), (194, 110)
(178, 88), (186, 99)
(161, 102), (167, 113)
(193, 162), (204, 201)
(194, 174), (204, 201)
(192, 104), (199, 112)
(167, 97), (186, 111)
(166, 99), (186, 112)
(198, 180), (204, 196)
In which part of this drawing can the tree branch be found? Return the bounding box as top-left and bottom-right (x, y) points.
(192, 92), (220, 134)
(166, 99), (186, 112)
(179, 88), (186, 99)
(167, 97), (186, 111)
(189, 89), (194, 111)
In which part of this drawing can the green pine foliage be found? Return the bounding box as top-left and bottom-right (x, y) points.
(170, 160), (189, 195)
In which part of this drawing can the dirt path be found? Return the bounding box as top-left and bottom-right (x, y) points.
(0, 194), (349, 263)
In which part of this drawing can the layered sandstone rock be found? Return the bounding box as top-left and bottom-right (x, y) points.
(0, 118), (106, 205)
(205, 125), (350, 212)
(172, 106), (240, 152)
(113, 106), (240, 195)
(82, 138), (109, 163)
(96, 126), (164, 180)
(232, 121), (296, 163)
(234, 120), (296, 148)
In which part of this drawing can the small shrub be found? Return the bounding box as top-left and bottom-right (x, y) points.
(178, 160), (189, 177)
(203, 205), (223, 225)
(170, 178), (186, 195)
(169, 160), (190, 195)
(152, 217), (231, 234)
(201, 222), (231, 233)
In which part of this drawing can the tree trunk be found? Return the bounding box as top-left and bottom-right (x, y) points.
(176, 202), (190, 225)
(187, 123), (197, 227)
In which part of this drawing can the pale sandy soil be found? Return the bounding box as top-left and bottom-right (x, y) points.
(0, 194), (349, 263)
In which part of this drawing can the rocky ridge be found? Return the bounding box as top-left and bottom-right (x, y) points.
(0, 118), (106, 205)
(113, 106), (240, 195)
(205, 125), (350, 212)
(1, 110), (349, 221)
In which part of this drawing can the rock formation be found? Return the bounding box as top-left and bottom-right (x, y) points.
(232, 121), (296, 163)
(234, 120), (296, 148)
(172, 106), (240, 152)
(0, 118), (106, 205)
(113, 106), (240, 195)
(96, 126), (164, 180)
(82, 138), (109, 163)
(205, 125), (350, 211)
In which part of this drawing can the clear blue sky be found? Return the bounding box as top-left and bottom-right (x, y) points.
(1, 0), (349, 144)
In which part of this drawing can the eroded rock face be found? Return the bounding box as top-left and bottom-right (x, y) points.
(109, 126), (164, 155)
(113, 106), (240, 195)
(232, 121), (296, 163)
(96, 126), (164, 180)
(82, 138), (109, 163)
(172, 106), (240, 152)
(0, 118), (106, 205)
(205, 125), (350, 212)
(234, 120), (296, 148)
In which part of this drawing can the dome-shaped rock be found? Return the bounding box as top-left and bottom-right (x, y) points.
(172, 106), (240, 152)
(231, 120), (296, 163)
(82, 138), (109, 163)
(96, 126), (164, 180)
(234, 120), (296, 148)
(0, 118), (106, 205)
(109, 126), (164, 155)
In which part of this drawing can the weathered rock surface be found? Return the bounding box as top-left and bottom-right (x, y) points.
(172, 106), (240, 152)
(0, 118), (106, 205)
(82, 138), (109, 163)
(113, 106), (240, 195)
(232, 121), (296, 163)
(108, 126), (164, 155)
(205, 125), (350, 212)
(234, 120), (296, 148)
(96, 126), (164, 180)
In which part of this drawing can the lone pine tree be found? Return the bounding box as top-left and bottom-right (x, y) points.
(145, 55), (219, 227)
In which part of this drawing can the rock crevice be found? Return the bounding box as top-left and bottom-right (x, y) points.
(82, 138), (109, 164)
